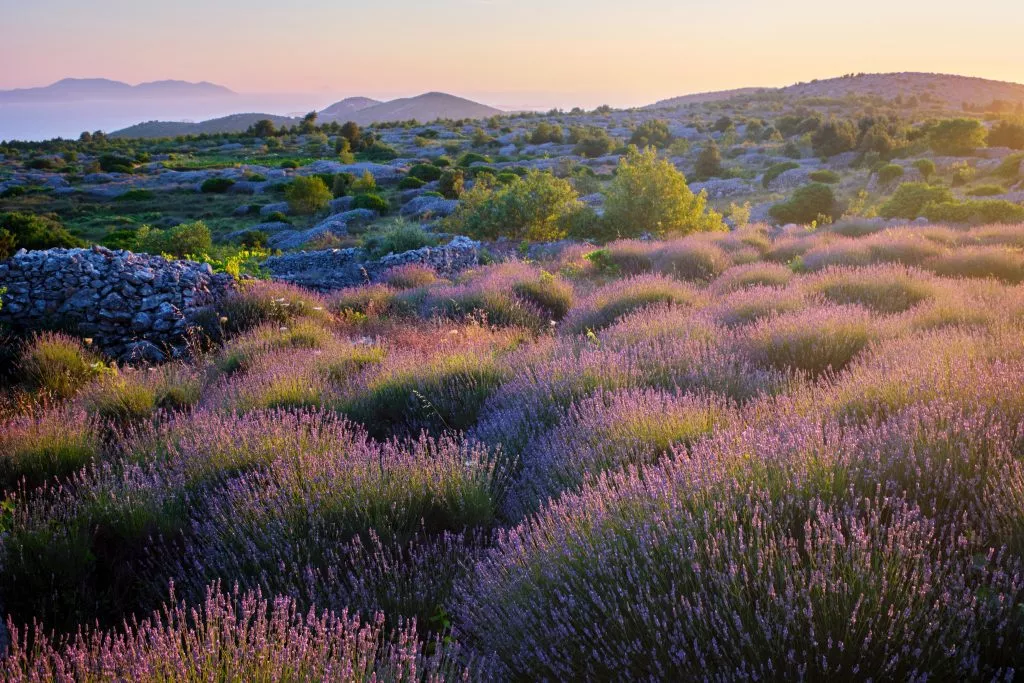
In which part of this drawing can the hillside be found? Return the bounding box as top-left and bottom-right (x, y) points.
(647, 87), (769, 109)
(649, 72), (1024, 110)
(0, 78), (235, 103)
(110, 112), (297, 138)
(109, 92), (503, 138)
(319, 97), (382, 122)
(347, 92), (502, 124)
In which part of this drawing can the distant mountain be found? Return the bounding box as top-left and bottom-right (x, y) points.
(648, 73), (1024, 110)
(111, 113), (297, 138)
(346, 92), (503, 125)
(110, 91), (504, 138)
(0, 78), (235, 104)
(319, 97), (382, 122)
(647, 87), (768, 109)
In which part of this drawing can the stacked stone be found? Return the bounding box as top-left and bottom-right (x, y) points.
(263, 237), (480, 291)
(0, 246), (234, 360)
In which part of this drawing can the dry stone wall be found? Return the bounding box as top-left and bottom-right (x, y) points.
(0, 246), (234, 360)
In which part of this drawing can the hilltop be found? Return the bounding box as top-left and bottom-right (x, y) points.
(0, 78), (235, 103)
(110, 113), (298, 138)
(343, 92), (502, 125)
(110, 92), (503, 138)
(650, 72), (1024, 109)
(318, 97), (382, 122)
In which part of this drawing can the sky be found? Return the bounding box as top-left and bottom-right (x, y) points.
(2, 0), (1024, 110)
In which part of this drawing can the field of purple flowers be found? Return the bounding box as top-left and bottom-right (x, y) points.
(3, 221), (1024, 680)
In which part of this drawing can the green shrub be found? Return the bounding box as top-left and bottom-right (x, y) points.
(445, 171), (583, 241)
(352, 193), (389, 215)
(811, 119), (857, 157)
(604, 147), (725, 238)
(769, 184), (839, 225)
(629, 120), (673, 149)
(762, 162), (799, 188)
(280, 160), (299, 169)
(912, 159), (936, 180)
(457, 152), (491, 168)
(0, 212), (84, 254)
(966, 185), (1006, 197)
(875, 164), (904, 186)
(200, 177), (235, 193)
(439, 169), (465, 199)
(331, 172), (356, 197)
(286, 176), (332, 215)
(994, 152), (1024, 180)
(239, 230), (269, 249)
(136, 221), (212, 258)
(808, 169), (840, 184)
(927, 118), (987, 155)
(116, 189), (154, 201)
(398, 176), (426, 190)
(988, 120), (1024, 150)
(879, 183), (954, 219)
(921, 199), (1024, 225)
(364, 222), (437, 257)
(571, 126), (616, 158)
(694, 141), (723, 179)
(98, 154), (134, 173)
(361, 141), (399, 161)
(408, 163), (443, 182)
(950, 162), (976, 187)
(530, 122), (564, 145)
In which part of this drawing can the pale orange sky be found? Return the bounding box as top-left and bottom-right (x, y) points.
(3, 0), (1024, 109)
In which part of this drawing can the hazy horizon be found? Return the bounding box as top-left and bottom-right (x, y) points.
(4, 0), (1023, 107)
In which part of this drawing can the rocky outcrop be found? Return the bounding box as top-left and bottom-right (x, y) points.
(0, 247), (234, 360)
(264, 236), (480, 291)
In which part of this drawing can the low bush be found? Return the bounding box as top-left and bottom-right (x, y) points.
(352, 192), (389, 215)
(768, 184), (839, 225)
(562, 274), (699, 333)
(398, 175), (426, 190)
(136, 221), (212, 258)
(604, 147), (725, 238)
(879, 183), (954, 219)
(921, 199), (1024, 225)
(965, 185), (1006, 197)
(285, 176), (332, 215)
(439, 169), (465, 199)
(875, 163), (904, 186)
(743, 305), (876, 377)
(0, 212), (84, 256)
(762, 161), (799, 188)
(200, 177), (235, 193)
(808, 169), (840, 184)
(925, 246), (1024, 283)
(408, 163), (443, 182)
(0, 409), (100, 491)
(808, 266), (936, 314)
(651, 238), (732, 282)
(20, 332), (103, 400)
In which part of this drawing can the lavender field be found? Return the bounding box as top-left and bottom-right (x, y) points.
(2, 220), (1024, 679)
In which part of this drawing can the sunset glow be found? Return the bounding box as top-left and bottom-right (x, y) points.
(4, 0), (1023, 108)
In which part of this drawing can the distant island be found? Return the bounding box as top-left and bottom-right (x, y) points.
(111, 91), (504, 138)
(0, 78), (236, 103)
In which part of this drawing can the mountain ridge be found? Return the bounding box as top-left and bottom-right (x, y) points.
(648, 72), (1024, 109)
(0, 78), (235, 103)
(110, 92), (503, 138)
